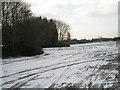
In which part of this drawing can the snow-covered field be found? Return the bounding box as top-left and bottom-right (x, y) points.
(0, 41), (119, 89)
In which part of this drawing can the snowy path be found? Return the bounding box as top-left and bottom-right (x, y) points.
(0, 41), (118, 89)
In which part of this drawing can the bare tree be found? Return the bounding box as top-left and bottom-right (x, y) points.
(67, 32), (71, 40)
(55, 20), (71, 41)
(2, 2), (32, 27)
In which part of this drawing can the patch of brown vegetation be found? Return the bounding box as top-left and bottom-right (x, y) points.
(99, 63), (117, 70)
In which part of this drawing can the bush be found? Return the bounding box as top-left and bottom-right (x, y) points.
(14, 41), (43, 56)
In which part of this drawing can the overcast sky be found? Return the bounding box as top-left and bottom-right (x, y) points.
(23, 0), (118, 39)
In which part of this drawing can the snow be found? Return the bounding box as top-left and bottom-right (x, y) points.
(0, 41), (118, 89)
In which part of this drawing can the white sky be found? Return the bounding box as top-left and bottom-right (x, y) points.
(23, 0), (119, 39)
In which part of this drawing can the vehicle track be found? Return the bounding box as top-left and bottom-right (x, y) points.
(2, 50), (78, 65)
(1, 51), (81, 79)
(3, 58), (102, 88)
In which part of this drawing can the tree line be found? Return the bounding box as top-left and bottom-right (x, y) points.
(2, 2), (71, 58)
(61, 37), (114, 45)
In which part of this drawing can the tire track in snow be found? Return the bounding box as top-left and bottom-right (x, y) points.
(2, 49), (78, 65)
(1, 51), (80, 79)
(48, 67), (70, 88)
(3, 59), (101, 88)
(2, 57), (101, 87)
(2, 51), (112, 88)
(10, 74), (40, 89)
(1, 52), (80, 87)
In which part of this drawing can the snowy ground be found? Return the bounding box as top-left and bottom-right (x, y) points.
(0, 41), (119, 89)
